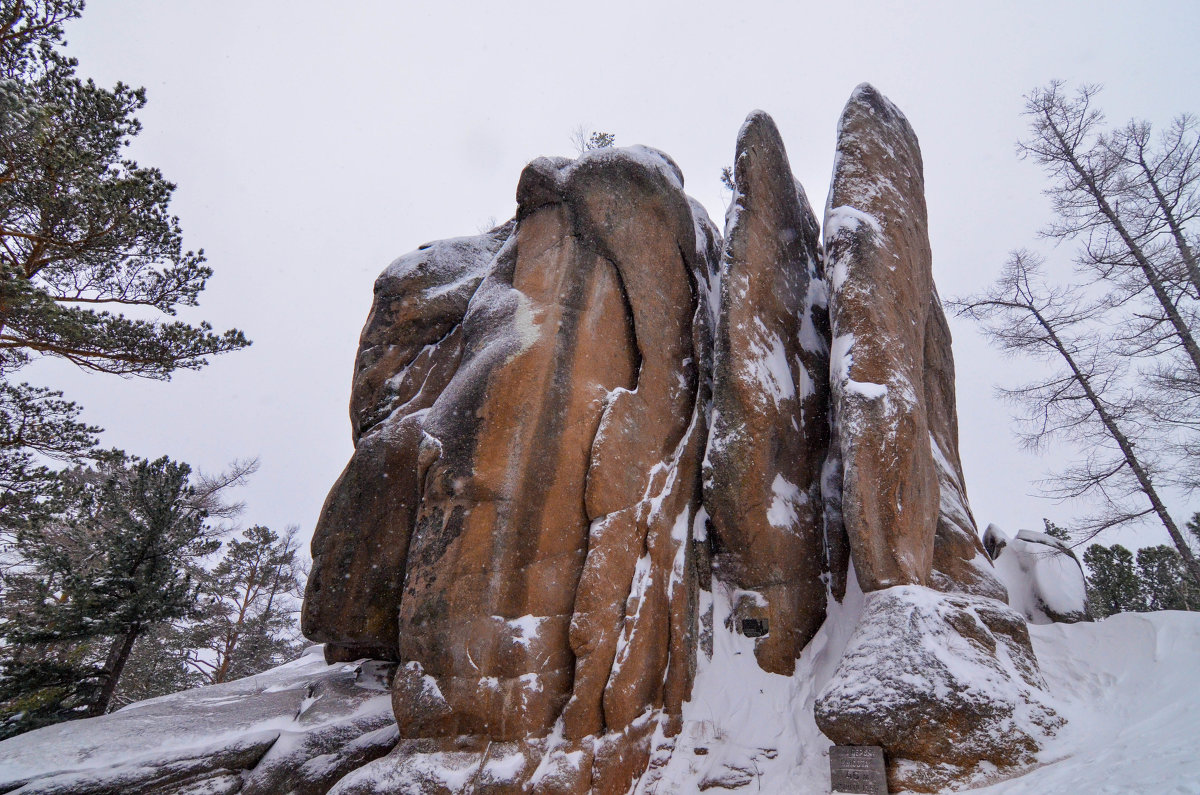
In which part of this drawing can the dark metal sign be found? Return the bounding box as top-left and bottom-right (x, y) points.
(741, 617), (768, 637)
(829, 745), (887, 794)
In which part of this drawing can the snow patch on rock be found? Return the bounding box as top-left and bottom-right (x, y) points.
(635, 568), (867, 793)
(766, 474), (805, 529)
(742, 320), (795, 407)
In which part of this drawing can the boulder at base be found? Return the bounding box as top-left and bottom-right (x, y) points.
(815, 585), (1062, 792)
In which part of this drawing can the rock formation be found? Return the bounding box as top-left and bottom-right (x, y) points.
(304, 227), (510, 661)
(297, 85), (1057, 793)
(815, 84), (1046, 790)
(985, 524), (1093, 624)
(703, 111), (830, 676)
(303, 146), (719, 793)
(0, 84), (1060, 795)
(822, 84), (1004, 602)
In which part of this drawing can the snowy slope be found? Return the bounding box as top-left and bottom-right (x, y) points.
(1, 614), (1197, 793)
(974, 611), (1200, 795)
(643, 585), (1200, 794)
(0, 646), (397, 794)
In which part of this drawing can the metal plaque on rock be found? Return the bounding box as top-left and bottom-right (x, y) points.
(829, 745), (887, 794)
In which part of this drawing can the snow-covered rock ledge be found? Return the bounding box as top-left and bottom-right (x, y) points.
(0, 647), (397, 795)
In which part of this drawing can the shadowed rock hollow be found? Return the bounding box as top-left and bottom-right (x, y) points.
(292, 84), (1053, 793)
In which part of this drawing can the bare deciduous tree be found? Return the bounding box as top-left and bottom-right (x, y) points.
(953, 82), (1200, 583)
(952, 253), (1200, 583)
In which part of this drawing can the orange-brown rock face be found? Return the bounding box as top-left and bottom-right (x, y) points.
(703, 111), (831, 675)
(925, 301), (1009, 601)
(313, 147), (718, 794)
(305, 91), (1037, 794)
(303, 227), (511, 657)
(824, 84), (1003, 600)
(817, 84), (1037, 791)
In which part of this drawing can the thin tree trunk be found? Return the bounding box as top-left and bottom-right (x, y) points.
(1136, 148), (1200, 299)
(213, 558), (261, 684)
(90, 627), (140, 717)
(1030, 304), (1200, 583)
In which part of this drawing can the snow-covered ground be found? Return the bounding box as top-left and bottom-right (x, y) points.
(974, 611), (1200, 794)
(0, 646), (398, 794)
(646, 581), (1200, 794)
(1, 610), (1197, 793)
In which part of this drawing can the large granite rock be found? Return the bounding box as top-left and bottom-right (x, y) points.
(282, 87), (1042, 792)
(0, 92), (1073, 794)
(824, 83), (1004, 601)
(310, 145), (717, 794)
(815, 586), (1062, 792)
(703, 110), (830, 675)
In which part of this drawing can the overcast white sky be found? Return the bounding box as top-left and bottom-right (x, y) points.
(39, 1), (1200, 553)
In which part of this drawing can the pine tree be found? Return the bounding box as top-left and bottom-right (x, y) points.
(0, 0), (248, 379)
(188, 525), (304, 685)
(0, 381), (97, 544)
(0, 453), (219, 734)
(1042, 519), (1071, 542)
(0, 0), (249, 535)
(1135, 545), (1197, 611)
(569, 126), (616, 154)
(586, 131), (615, 149)
(107, 623), (201, 710)
(1082, 544), (1142, 617)
(1188, 512), (1200, 552)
